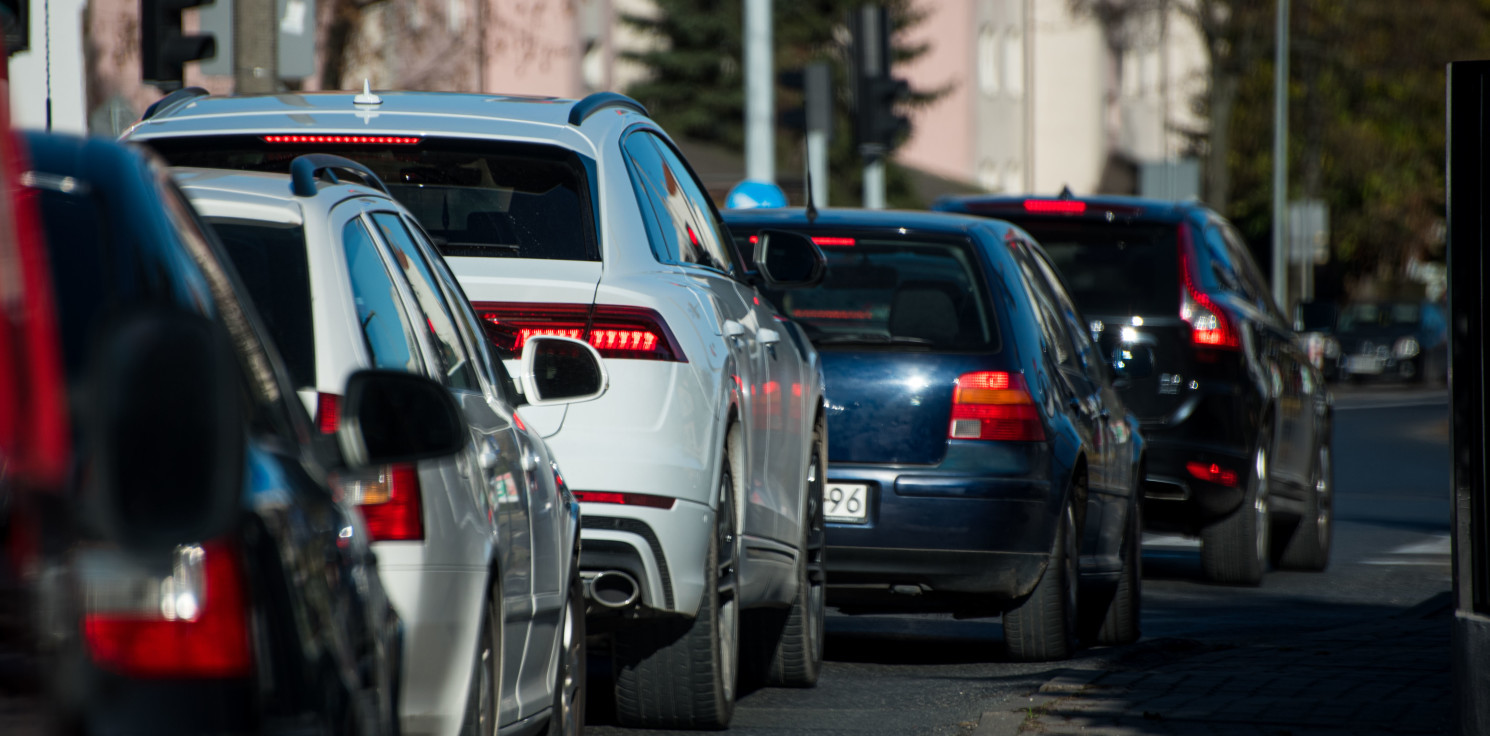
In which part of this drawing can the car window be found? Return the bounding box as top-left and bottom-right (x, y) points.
(402, 213), (512, 404)
(1030, 246), (1109, 385)
(371, 211), (480, 392)
(649, 135), (746, 276)
(621, 131), (682, 264)
(1001, 219), (1180, 318)
(205, 218), (316, 392)
(1010, 243), (1076, 369)
(750, 232), (998, 351)
(1220, 221), (1282, 319)
(342, 217), (424, 373)
(147, 135), (600, 262)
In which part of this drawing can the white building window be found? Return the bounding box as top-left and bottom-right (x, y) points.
(1004, 27), (1024, 97)
(978, 25), (1000, 96)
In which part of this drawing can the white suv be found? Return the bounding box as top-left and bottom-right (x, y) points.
(132, 89), (830, 729)
(174, 155), (602, 736)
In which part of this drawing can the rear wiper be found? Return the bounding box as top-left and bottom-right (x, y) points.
(813, 334), (934, 346)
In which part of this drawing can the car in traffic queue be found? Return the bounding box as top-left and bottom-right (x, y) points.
(934, 193), (1334, 585)
(173, 156), (602, 736)
(725, 208), (1147, 661)
(1333, 300), (1448, 384)
(5, 131), (473, 736)
(127, 87), (831, 729)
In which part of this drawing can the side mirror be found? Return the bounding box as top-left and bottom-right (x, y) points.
(338, 370), (468, 467)
(84, 309), (245, 556)
(1112, 344), (1156, 381)
(753, 229), (826, 288)
(519, 336), (609, 406)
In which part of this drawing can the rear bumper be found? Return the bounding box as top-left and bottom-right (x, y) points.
(1139, 436), (1250, 534)
(822, 443), (1061, 600)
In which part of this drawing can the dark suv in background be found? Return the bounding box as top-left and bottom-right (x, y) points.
(935, 194), (1333, 585)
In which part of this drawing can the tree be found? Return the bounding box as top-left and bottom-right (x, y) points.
(621, 0), (942, 207)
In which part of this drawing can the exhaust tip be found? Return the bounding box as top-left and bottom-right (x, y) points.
(587, 570), (640, 609)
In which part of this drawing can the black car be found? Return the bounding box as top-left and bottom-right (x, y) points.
(1333, 300), (1448, 384)
(726, 208), (1146, 660)
(8, 132), (468, 735)
(935, 194), (1333, 585)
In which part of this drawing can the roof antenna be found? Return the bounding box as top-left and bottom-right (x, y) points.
(805, 170), (820, 224)
(1058, 184), (1075, 199)
(354, 79), (383, 106)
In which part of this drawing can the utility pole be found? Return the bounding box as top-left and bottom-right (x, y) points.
(743, 0), (773, 185)
(1270, 0), (1289, 309)
(233, 0), (275, 94)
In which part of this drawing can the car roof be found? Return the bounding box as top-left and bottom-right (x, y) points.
(933, 192), (1202, 225)
(721, 206), (1012, 238)
(172, 166), (393, 223)
(126, 90), (647, 157)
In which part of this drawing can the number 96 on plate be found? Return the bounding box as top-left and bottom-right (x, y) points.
(824, 483), (870, 523)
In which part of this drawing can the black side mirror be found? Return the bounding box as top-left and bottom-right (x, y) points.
(1112, 344), (1156, 381)
(84, 309), (245, 556)
(338, 370), (468, 467)
(519, 336), (609, 405)
(753, 229), (826, 288)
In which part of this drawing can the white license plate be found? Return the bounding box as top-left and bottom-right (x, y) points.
(824, 483), (869, 523)
(1346, 355), (1384, 374)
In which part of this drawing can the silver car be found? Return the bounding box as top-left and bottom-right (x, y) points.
(175, 155), (600, 736)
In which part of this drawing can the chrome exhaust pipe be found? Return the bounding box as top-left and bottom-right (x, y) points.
(585, 570), (640, 609)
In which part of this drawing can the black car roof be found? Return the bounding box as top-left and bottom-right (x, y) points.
(721, 207), (1014, 238)
(932, 193), (1204, 226)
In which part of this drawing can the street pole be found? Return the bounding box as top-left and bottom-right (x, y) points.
(858, 5), (886, 209)
(744, 0), (773, 185)
(804, 62), (830, 206)
(1270, 0), (1289, 310)
(233, 0), (276, 94)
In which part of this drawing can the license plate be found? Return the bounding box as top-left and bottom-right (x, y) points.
(1346, 355), (1384, 374)
(824, 483), (869, 523)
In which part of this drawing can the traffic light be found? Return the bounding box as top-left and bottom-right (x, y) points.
(849, 4), (911, 158)
(779, 63), (832, 138)
(1, 0), (27, 56)
(141, 0), (217, 90)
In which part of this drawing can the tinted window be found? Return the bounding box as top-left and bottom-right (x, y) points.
(749, 235), (997, 352)
(621, 132), (682, 263)
(343, 218), (422, 373)
(31, 186), (109, 377)
(206, 219), (316, 391)
(148, 136), (598, 262)
(1002, 220), (1179, 318)
(650, 138), (745, 275)
(371, 212), (479, 392)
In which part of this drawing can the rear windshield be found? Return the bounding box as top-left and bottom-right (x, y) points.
(1338, 302), (1422, 332)
(1000, 220), (1179, 318)
(147, 135), (598, 262)
(735, 232), (999, 352)
(204, 218), (317, 391)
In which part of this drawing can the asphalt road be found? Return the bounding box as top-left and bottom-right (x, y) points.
(583, 382), (1453, 736)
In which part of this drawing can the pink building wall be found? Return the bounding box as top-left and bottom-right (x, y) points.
(896, 0), (973, 185)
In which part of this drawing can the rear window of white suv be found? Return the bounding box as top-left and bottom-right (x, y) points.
(147, 136), (600, 262)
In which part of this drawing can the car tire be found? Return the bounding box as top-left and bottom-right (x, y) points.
(1089, 496), (1142, 646)
(759, 423), (827, 688)
(1275, 443), (1333, 571)
(613, 428), (741, 729)
(1201, 431), (1271, 585)
(461, 589), (502, 736)
(1004, 502), (1078, 662)
(544, 568), (585, 736)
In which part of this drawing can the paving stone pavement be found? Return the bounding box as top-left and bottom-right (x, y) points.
(974, 593), (1453, 735)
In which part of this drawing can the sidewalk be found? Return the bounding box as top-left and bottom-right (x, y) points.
(973, 592), (1453, 735)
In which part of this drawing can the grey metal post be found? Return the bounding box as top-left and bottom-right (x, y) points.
(744, 0), (774, 184)
(805, 62), (830, 206)
(864, 159), (885, 209)
(1270, 0), (1289, 309)
(859, 5), (885, 209)
(234, 0), (276, 93)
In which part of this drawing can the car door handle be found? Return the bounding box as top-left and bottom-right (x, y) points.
(724, 320), (747, 341)
(757, 328), (781, 345)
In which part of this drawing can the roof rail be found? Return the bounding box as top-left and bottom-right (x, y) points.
(142, 87), (211, 121)
(289, 154), (392, 198)
(567, 92), (648, 126)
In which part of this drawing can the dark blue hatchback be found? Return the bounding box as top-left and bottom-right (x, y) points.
(727, 209), (1146, 661)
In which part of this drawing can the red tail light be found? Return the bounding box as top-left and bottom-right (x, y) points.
(473, 302), (686, 362)
(83, 540), (252, 679)
(572, 491), (677, 509)
(262, 135), (421, 145)
(746, 235), (855, 247)
(316, 392), (342, 434)
(344, 463), (424, 541)
(1178, 225), (1241, 350)
(1186, 461), (1239, 487)
(1023, 199), (1087, 214)
(949, 372), (1045, 442)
